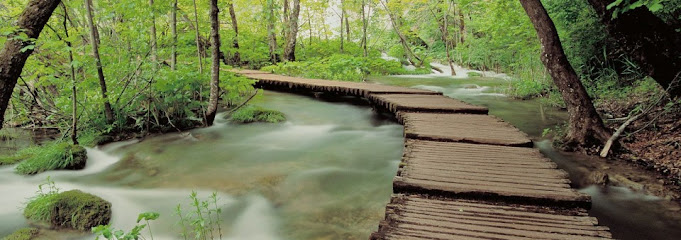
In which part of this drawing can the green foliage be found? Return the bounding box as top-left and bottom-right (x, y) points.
(2, 228), (39, 240)
(175, 191), (223, 240)
(230, 105), (286, 123)
(93, 212), (159, 240)
(608, 0), (666, 18)
(261, 54), (429, 82)
(14, 142), (87, 175)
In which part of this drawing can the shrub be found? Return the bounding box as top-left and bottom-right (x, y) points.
(24, 179), (112, 231)
(230, 105), (286, 123)
(14, 142), (87, 175)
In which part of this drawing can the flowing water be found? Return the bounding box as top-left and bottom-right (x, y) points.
(369, 73), (681, 240)
(0, 92), (403, 239)
(3, 68), (681, 239)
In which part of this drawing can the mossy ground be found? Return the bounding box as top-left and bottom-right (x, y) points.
(14, 143), (87, 175)
(24, 190), (112, 231)
(2, 228), (39, 240)
(230, 105), (286, 123)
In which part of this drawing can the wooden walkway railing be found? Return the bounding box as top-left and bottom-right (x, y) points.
(233, 69), (613, 240)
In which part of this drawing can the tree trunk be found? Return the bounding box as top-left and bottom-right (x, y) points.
(228, 1), (241, 65)
(205, 0), (220, 126)
(344, 2), (350, 42)
(520, 0), (610, 149)
(266, 0), (278, 64)
(62, 3), (78, 144)
(85, 0), (114, 123)
(340, 0), (345, 52)
(0, 0), (61, 129)
(149, 0), (157, 66)
(361, 0), (368, 57)
(171, 0), (177, 70)
(380, 0), (422, 66)
(587, 0), (681, 98)
(283, 0), (300, 61)
(192, 0), (203, 73)
(443, 2), (456, 76)
(458, 8), (465, 44)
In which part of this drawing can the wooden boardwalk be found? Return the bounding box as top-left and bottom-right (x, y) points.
(233, 69), (612, 240)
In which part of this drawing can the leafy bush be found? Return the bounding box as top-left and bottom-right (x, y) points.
(230, 105), (286, 123)
(14, 142), (87, 175)
(24, 179), (112, 231)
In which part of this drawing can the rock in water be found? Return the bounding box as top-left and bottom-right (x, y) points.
(24, 190), (112, 231)
(50, 190), (112, 230)
(64, 145), (87, 170)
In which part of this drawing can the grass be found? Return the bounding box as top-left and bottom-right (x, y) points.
(14, 142), (87, 175)
(230, 105), (286, 123)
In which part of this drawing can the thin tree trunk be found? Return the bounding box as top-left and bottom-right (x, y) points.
(0, 0), (61, 129)
(520, 0), (610, 148)
(266, 0), (278, 64)
(205, 0), (220, 125)
(283, 0), (300, 61)
(361, 0), (368, 57)
(228, 1), (240, 65)
(344, 6), (350, 42)
(171, 0), (177, 70)
(380, 0), (422, 66)
(587, 0), (681, 98)
(192, 0), (203, 73)
(458, 8), (465, 44)
(340, 0), (345, 52)
(149, 0), (157, 66)
(308, 11), (312, 46)
(443, 1), (455, 75)
(62, 3), (78, 144)
(85, 0), (114, 123)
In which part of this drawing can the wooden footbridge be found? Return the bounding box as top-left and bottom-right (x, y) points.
(233, 69), (613, 240)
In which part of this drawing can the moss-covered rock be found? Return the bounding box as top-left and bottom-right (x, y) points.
(64, 145), (87, 170)
(2, 228), (39, 240)
(24, 190), (112, 231)
(92, 135), (114, 146)
(230, 105), (286, 123)
(15, 143), (88, 175)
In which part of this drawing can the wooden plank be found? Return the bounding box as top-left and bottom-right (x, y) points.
(399, 112), (533, 147)
(371, 195), (612, 240)
(396, 140), (589, 208)
(369, 94), (488, 114)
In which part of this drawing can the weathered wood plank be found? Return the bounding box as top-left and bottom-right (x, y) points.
(399, 112), (533, 147)
(368, 94), (488, 114)
(371, 195), (611, 240)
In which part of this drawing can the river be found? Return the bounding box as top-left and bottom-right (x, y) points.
(2, 68), (681, 239)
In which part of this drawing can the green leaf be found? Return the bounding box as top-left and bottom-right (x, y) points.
(20, 45), (34, 52)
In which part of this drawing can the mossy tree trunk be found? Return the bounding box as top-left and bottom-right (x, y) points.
(205, 0), (220, 126)
(283, 0), (300, 61)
